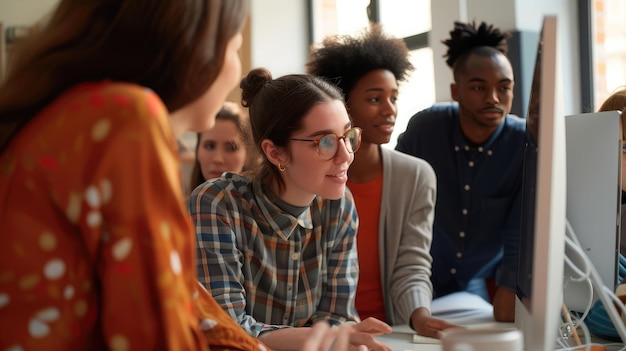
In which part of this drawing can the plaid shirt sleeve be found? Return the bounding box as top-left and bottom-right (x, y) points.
(189, 177), (361, 335)
(188, 181), (268, 336)
(306, 189), (360, 325)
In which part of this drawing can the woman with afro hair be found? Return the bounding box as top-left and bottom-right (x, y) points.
(307, 24), (458, 338)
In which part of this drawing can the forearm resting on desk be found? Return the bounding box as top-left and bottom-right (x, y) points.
(259, 319), (394, 351)
(258, 327), (311, 351)
(411, 307), (462, 339)
(493, 287), (516, 322)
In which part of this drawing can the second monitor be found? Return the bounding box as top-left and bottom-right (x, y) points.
(563, 110), (622, 312)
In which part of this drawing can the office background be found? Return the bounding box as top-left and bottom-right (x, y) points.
(1, 0), (624, 149)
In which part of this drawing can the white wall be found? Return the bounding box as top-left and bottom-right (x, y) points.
(0, 0), (58, 27)
(0, 0), (310, 78)
(249, 0), (309, 76)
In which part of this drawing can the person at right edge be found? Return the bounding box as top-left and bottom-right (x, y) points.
(395, 21), (526, 322)
(580, 87), (626, 340)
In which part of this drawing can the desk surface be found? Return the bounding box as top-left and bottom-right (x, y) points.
(374, 293), (626, 350)
(375, 331), (441, 351)
(375, 323), (514, 351)
(376, 324), (626, 351)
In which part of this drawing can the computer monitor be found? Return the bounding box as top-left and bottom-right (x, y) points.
(563, 110), (622, 313)
(515, 15), (566, 351)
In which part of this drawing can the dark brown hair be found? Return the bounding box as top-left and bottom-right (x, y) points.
(189, 102), (254, 191)
(0, 0), (247, 152)
(240, 67), (344, 195)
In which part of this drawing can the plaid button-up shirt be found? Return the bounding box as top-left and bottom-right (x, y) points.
(188, 173), (359, 337)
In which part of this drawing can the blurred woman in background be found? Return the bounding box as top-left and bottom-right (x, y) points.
(190, 102), (253, 191)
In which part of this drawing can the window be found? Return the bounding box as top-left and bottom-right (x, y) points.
(378, 0), (430, 38)
(591, 0), (626, 108)
(310, 0), (371, 42)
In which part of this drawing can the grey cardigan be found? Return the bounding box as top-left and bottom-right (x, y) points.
(377, 147), (436, 325)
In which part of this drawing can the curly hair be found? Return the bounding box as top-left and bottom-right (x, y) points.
(442, 21), (511, 69)
(305, 24), (413, 101)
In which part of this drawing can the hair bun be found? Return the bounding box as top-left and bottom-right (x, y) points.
(241, 68), (272, 107)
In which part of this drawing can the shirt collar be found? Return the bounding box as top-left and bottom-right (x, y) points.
(453, 114), (507, 151)
(253, 181), (313, 240)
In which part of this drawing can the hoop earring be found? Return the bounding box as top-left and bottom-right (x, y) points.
(278, 163), (286, 172)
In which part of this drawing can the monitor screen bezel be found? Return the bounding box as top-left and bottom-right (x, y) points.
(514, 15), (566, 351)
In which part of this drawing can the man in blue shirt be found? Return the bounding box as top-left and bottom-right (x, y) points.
(395, 21), (525, 322)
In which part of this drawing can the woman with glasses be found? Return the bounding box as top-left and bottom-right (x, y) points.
(187, 67), (394, 351)
(306, 25), (458, 339)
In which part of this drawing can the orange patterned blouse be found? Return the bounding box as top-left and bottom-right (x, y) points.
(0, 81), (267, 351)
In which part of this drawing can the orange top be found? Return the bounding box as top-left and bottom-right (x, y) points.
(348, 175), (386, 321)
(0, 82), (265, 351)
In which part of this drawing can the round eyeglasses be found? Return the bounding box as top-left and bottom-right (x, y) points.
(290, 127), (362, 160)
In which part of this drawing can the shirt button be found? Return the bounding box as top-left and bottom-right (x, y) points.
(468, 161), (475, 167)
(291, 253), (299, 260)
(287, 285), (292, 291)
(462, 209), (468, 215)
(487, 150), (493, 156)
(459, 231), (465, 238)
(454, 146), (460, 152)
(478, 147), (484, 152)
(464, 184), (470, 191)
(450, 268), (457, 274)
(457, 252), (463, 258)
(464, 145), (470, 151)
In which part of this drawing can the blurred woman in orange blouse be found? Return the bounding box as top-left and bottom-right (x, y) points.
(0, 1), (263, 350)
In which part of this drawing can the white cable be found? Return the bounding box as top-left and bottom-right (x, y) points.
(564, 255), (590, 282)
(563, 224), (595, 325)
(563, 219), (626, 345)
(564, 234), (592, 280)
(562, 277), (594, 321)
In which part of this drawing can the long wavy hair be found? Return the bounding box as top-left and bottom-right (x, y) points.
(0, 0), (247, 152)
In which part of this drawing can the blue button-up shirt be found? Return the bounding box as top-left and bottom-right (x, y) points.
(396, 102), (526, 297)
